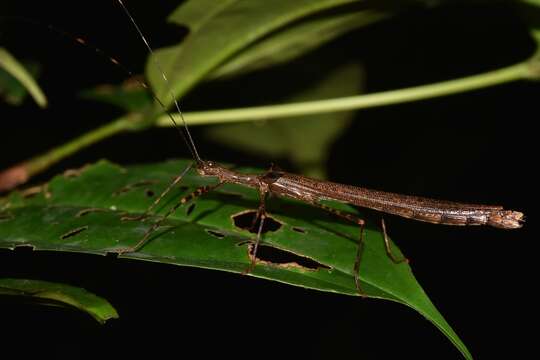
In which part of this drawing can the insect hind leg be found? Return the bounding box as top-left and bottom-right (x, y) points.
(381, 218), (409, 264)
(311, 202), (367, 296)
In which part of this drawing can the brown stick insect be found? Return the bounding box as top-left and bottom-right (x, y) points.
(114, 0), (524, 293)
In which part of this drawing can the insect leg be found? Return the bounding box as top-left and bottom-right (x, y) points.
(242, 190), (268, 275)
(118, 181), (223, 254)
(353, 224), (365, 295)
(381, 218), (409, 264)
(312, 202), (366, 296)
(122, 162), (193, 221)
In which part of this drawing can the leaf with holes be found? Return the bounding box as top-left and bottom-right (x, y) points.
(0, 159), (471, 359)
(0, 278), (118, 324)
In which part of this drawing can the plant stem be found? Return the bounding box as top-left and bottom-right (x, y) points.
(0, 116), (131, 191)
(1, 55), (536, 191)
(25, 116), (132, 175)
(156, 59), (533, 126)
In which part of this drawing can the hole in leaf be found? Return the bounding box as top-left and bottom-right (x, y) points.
(60, 226), (88, 240)
(206, 229), (225, 239)
(76, 208), (106, 217)
(14, 244), (35, 252)
(145, 189), (155, 197)
(248, 244), (331, 271)
(0, 211), (14, 221)
(292, 226), (306, 234)
(120, 212), (148, 222)
(186, 203), (196, 216)
(18, 184), (51, 199)
(20, 185), (45, 199)
(62, 167), (86, 178)
(106, 251), (119, 259)
(112, 179), (160, 196)
(232, 210), (282, 234)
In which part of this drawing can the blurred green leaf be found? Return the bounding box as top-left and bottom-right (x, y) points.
(209, 10), (387, 80)
(522, 0), (540, 7)
(0, 278), (118, 324)
(205, 63), (364, 178)
(0, 48), (46, 107)
(148, 0), (369, 109)
(0, 159), (470, 359)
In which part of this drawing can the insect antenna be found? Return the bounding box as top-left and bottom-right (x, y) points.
(116, 0), (202, 164)
(46, 1), (201, 163)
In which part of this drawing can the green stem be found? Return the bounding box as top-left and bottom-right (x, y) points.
(2, 55), (536, 191)
(156, 60), (532, 127)
(25, 116), (132, 176)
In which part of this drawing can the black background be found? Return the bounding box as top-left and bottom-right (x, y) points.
(1, 1), (537, 359)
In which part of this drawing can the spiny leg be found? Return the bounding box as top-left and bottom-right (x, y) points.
(242, 190), (268, 275)
(118, 182), (223, 254)
(122, 163), (193, 221)
(312, 202), (366, 296)
(381, 218), (409, 264)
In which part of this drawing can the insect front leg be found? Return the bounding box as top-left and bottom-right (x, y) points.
(117, 180), (223, 254)
(122, 163), (193, 222)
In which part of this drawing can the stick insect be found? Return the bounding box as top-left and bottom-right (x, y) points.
(114, 0), (524, 293)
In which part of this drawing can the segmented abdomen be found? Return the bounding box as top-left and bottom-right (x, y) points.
(271, 173), (524, 229)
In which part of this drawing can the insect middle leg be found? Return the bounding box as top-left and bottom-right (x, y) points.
(242, 190), (269, 275)
(381, 218), (409, 264)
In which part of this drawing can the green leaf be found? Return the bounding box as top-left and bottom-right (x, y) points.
(209, 10), (388, 80)
(0, 278), (118, 324)
(148, 0), (366, 109)
(0, 159), (471, 359)
(205, 62), (364, 178)
(521, 0), (540, 7)
(0, 48), (47, 108)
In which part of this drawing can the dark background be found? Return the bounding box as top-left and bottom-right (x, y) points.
(0, 1), (536, 359)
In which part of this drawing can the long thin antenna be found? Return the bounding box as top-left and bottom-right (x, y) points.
(116, 0), (202, 163)
(35, 19), (195, 160)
